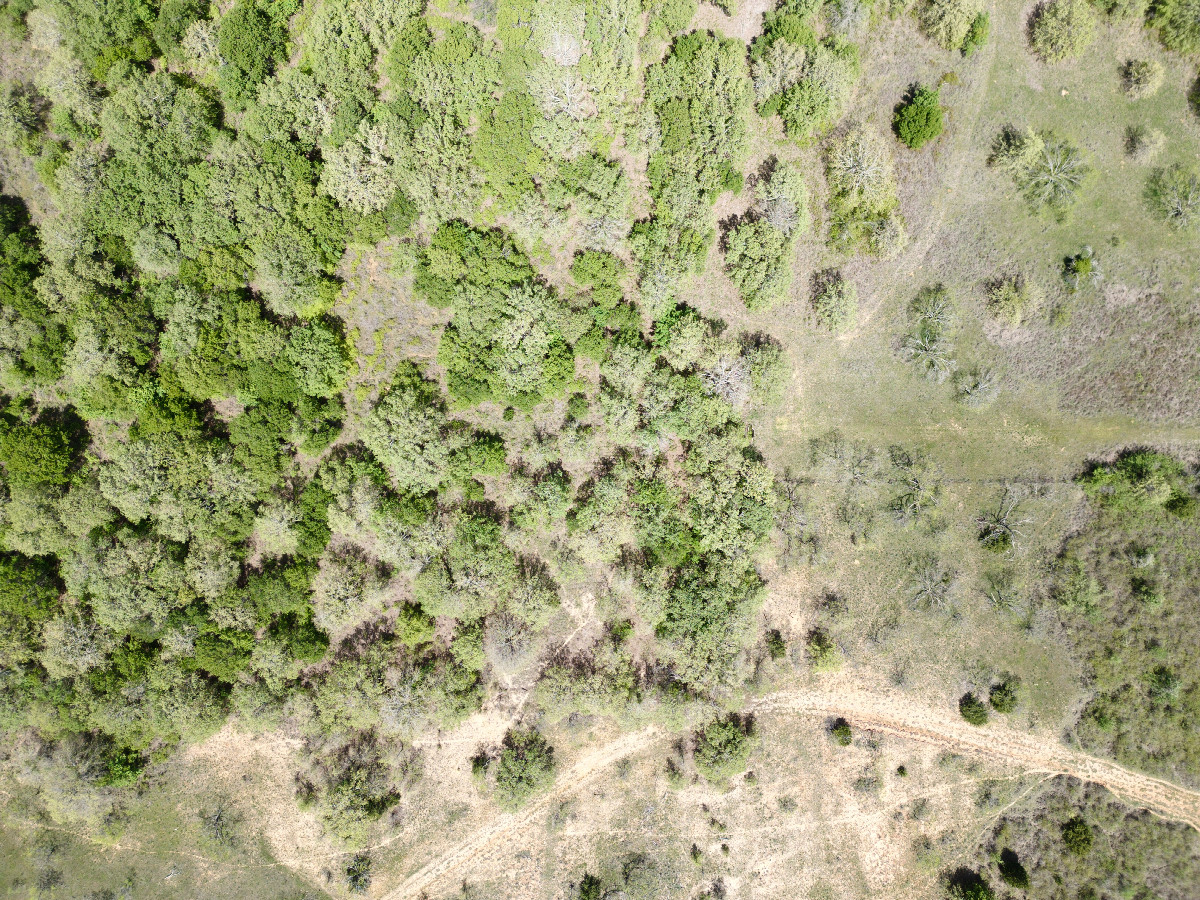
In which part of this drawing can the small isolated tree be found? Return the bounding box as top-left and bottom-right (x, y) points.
(1146, 164), (1200, 230)
(920, 0), (984, 51)
(811, 269), (858, 332)
(1063, 246), (1102, 291)
(1121, 59), (1164, 100)
(1125, 125), (1165, 164)
(909, 553), (955, 609)
(345, 854), (372, 894)
(1151, 0), (1200, 55)
(1061, 816), (1093, 856)
(1029, 0), (1098, 62)
(946, 869), (995, 900)
(893, 85), (944, 150)
(961, 12), (990, 55)
(989, 676), (1021, 713)
(830, 717), (853, 746)
(997, 848), (1030, 888)
(985, 272), (1038, 325)
(975, 486), (1028, 554)
(958, 692), (989, 726)
(953, 365), (1000, 407)
(492, 728), (556, 808)
(694, 715), (756, 782)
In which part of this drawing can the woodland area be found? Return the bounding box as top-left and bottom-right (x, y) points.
(0, 0), (1198, 896)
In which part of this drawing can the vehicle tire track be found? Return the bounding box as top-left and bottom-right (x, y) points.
(384, 726), (659, 900)
(382, 687), (1200, 899)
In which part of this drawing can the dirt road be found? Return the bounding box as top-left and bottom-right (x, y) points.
(383, 686), (1200, 900)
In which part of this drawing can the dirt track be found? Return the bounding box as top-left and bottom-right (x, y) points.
(382, 685), (1200, 899)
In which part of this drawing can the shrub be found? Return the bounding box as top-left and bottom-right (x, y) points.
(985, 273), (1037, 325)
(1029, 0), (1098, 62)
(1125, 125), (1166, 164)
(345, 854), (371, 894)
(765, 628), (787, 659)
(961, 12), (990, 55)
(893, 85), (944, 149)
(811, 269), (858, 332)
(1062, 246), (1102, 291)
(806, 627), (841, 670)
(830, 717), (853, 746)
(694, 716), (756, 781)
(991, 128), (1088, 217)
(1151, 0), (1200, 55)
(920, 0), (984, 51)
(959, 692), (990, 726)
(492, 728), (556, 808)
(1145, 164), (1200, 230)
(1121, 59), (1164, 100)
(997, 848), (1030, 888)
(947, 869), (995, 900)
(989, 677), (1020, 713)
(1021, 137), (1088, 215)
(1061, 816), (1093, 856)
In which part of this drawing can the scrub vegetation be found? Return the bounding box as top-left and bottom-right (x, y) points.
(0, 0), (1198, 897)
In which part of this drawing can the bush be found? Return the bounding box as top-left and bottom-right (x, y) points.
(765, 628), (787, 659)
(1125, 125), (1166, 164)
(1145, 164), (1200, 230)
(1121, 59), (1164, 100)
(1061, 816), (1093, 856)
(806, 627), (841, 670)
(946, 869), (995, 900)
(1151, 0), (1200, 55)
(893, 85), (944, 149)
(1029, 0), (1098, 62)
(492, 728), (556, 808)
(985, 272), (1038, 325)
(830, 717), (853, 745)
(345, 854), (371, 894)
(989, 677), (1020, 713)
(811, 269), (858, 332)
(990, 128), (1089, 217)
(920, 0), (984, 51)
(959, 692), (990, 726)
(996, 849), (1029, 888)
(694, 715), (756, 781)
(961, 12), (990, 55)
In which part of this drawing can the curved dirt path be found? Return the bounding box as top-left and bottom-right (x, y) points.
(383, 686), (1200, 900)
(754, 688), (1200, 832)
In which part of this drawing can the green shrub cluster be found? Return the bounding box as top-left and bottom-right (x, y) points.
(693, 715), (756, 781)
(825, 124), (907, 253)
(723, 161), (810, 310)
(1028, 0), (1097, 62)
(982, 779), (1200, 900)
(750, 2), (863, 141)
(989, 126), (1089, 218)
(1052, 451), (1200, 778)
(636, 31), (751, 314)
(893, 85), (944, 149)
